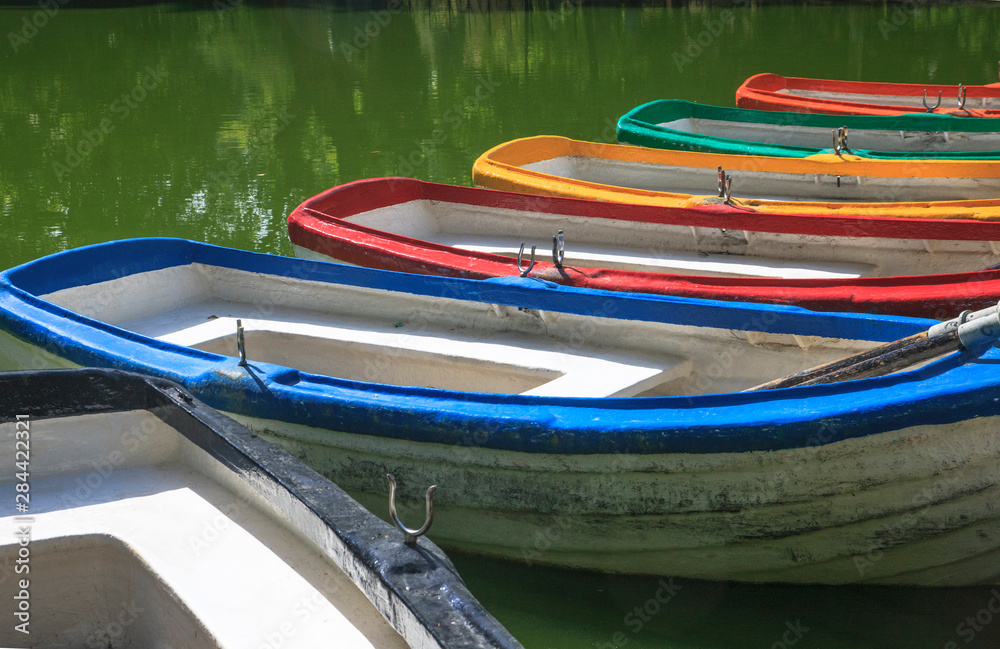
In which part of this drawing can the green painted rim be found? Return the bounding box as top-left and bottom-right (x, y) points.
(617, 99), (1000, 159)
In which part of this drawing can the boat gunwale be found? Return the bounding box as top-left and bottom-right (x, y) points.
(736, 73), (1000, 118)
(4, 239), (1000, 456)
(298, 176), (1000, 241)
(473, 136), (1000, 218)
(744, 72), (1000, 98)
(287, 178), (1000, 320)
(616, 99), (1000, 160)
(0, 367), (523, 649)
(482, 135), (1000, 181)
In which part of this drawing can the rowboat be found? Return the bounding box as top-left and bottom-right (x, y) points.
(4, 238), (1000, 586)
(0, 367), (520, 649)
(617, 99), (1000, 159)
(471, 136), (1000, 220)
(288, 177), (1000, 318)
(736, 73), (1000, 117)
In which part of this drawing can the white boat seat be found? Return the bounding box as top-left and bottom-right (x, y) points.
(2, 411), (398, 649)
(435, 234), (874, 279)
(155, 316), (690, 398)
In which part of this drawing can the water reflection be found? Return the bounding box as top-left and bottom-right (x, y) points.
(3, 4), (1000, 648)
(452, 551), (1000, 649)
(3, 4), (997, 267)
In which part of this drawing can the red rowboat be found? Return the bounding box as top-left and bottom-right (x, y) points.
(287, 177), (1000, 318)
(736, 73), (1000, 117)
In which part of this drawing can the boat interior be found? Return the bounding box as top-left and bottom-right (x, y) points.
(0, 409), (409, 649)
(655, 117), (1000, 153)
(518, 155), (1000, 202)
(332, 198), (1000, 278)
(38, 262), (885, 397)
(773, 87), (1000, 111)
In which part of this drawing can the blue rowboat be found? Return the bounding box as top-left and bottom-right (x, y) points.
(2, 238), (1000, 585)
(0, 368), (519, 649)
(617, 99), (1000, 159)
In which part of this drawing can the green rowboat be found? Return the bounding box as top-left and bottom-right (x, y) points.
(617, 99), (1000, 159)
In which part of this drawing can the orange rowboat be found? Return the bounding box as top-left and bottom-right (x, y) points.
(471, 136), (1000, 220)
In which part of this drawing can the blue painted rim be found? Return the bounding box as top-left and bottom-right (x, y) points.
(1, 238), (996, 456)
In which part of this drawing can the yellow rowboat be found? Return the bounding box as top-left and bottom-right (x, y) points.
(472, 136), (1000, 220)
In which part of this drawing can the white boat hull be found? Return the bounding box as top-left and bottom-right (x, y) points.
(231, 411), (1000, 586)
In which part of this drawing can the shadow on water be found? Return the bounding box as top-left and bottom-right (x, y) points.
(451, 550), (1000, 649)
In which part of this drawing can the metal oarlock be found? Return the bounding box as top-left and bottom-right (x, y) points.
(927, 301), (1000, 349)
(832, 126), (849, 155)
(552, 230), (565, 267)
(387, 474), (436, 544)
(958, 83), (967, 110)
(236, 319), (247, 366)
(923, 89), (942, 113)
(717, 166), (733, 204)
(517, 242), (536, 277)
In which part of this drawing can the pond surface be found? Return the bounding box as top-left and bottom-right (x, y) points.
(2, 2), (1000, 647)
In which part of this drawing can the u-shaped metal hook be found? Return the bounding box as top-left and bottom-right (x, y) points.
(517, 242), (536, 277)
(236, 319), (248, 366)
(387, 474), (436, 544)
(923, 89), (942, 112)
(717, 166), (733, 203)
(832, 126), (848, 155)
(958, 84), (967, 110)
(552, 230), (565, 267)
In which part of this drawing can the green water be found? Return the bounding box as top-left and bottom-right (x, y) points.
(3, 2), (1000, 647)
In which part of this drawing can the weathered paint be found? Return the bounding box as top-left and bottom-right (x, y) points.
(0, 369), (521, 649)
(736, 73), (1000, 117)
(237, 411), (1000, 585)
(617, 99), (1000, 158)
(472, 136), (1000, 220)
(289, 177), (1000, 318)
(4, 240), (1000, 583)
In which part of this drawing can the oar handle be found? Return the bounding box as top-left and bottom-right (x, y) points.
(747, 302), (1000, 392)
(927, 303), (1000, 348)
(746, 331), (927, 392)
(797, 329), (959, 388)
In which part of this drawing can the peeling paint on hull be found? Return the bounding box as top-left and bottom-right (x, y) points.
(233, 412), (1000, 586)
(3, 239), (1000, 585)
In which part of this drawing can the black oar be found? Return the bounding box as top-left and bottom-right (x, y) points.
(747, 304), (1000, 392)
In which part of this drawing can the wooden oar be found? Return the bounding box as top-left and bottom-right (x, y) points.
(747, 304), (1000, 392)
